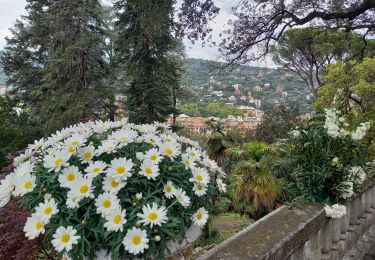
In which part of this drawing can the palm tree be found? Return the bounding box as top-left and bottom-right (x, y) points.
(206, 119), (241, 170)
(228, 141), (283, 219)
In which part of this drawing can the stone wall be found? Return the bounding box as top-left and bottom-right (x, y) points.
(198, 181), (375, 260)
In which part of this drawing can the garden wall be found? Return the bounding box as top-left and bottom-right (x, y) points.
(198, 180), (375, 260)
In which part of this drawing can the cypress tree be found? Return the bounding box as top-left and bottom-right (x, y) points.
(115, 0), (180, 124)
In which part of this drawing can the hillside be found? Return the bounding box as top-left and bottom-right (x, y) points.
(181, 58), (313, 113)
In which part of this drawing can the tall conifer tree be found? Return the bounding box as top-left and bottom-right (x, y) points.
(115, 0), (179, 124)
(1, 0), (112, 134)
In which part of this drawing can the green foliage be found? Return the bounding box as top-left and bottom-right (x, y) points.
(0, 96), (41, 167)
(227, 141), (283, 219)
(205, 102), (243, 118)
(271, 27), (375, 101)
(255, 105), (299, 143)
(115, 0), (181, 124)
(279, 113), (370, 204)
(317, 58), (375, 153)
(179, 103), (200, 117)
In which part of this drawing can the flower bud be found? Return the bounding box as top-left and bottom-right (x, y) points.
(154, 235), (161, 242)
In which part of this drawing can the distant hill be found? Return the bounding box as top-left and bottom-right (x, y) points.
(181, 58), (313, 113)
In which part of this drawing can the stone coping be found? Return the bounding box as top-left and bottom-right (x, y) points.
(198, 179), (375, 260)
(198, 202), (326, 260)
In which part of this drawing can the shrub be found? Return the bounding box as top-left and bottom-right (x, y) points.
(0, 119), (226, 259)
(282, 109), (373, 217)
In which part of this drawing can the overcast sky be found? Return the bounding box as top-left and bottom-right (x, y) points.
(0, 0), (274, 67)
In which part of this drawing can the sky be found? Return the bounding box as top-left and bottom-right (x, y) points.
(0, 0), (274, 67)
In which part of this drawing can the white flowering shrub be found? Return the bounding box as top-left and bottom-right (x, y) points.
(283, 109), (373, 219)
(0, 119), (226, 258)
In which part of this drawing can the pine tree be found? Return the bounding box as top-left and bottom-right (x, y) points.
(1, 0), (50, 103)
(37, 0), (112, 133)
(115, 0), (180, 124)
(1, 0), (113, 134)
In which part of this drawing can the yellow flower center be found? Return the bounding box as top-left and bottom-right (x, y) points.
(165, 148), (173, 155)
(55, 158), (63, 166)
(148, 212), (158, 220)
(185, 160), (190, 165)
(67, 173), (75, 182)
(44, 207), (53, 215)
(197, 185), (203, 190)
(103, 200), (111, 208)
(35, 222), (43, 230)
(111, 180), (119, 188)
(132, 235), (141, 245)
(84, 152), (92, 159)
(196, 175), (203, 182)
(72, 198), (77, 202)
(150, 139), (156, 144)
(116, 166), (125, 174)
(24, 181), (33, 189)
(166, 186), (172, 193)
(61, 234), (71, 243)
(93, 167), (101, 173)
(113, 215), (122, 224)
(80, 185), (89, 193)
(150, 155), (157, 161)
(191, 152), (196, 157)
(68, 147), (75, 153)
(72, 141), (79, 146)
(145, 168), (153, 174)
(197, 213), (203, 220)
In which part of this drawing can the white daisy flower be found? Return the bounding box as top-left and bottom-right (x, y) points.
(181, 153), (196, 170)
(104, 208), (127, 232)
(52, 226), (81, 252)
(158, 142), (181, 159)
(109, 128), (138, 147)
(189, 168), (210, 185)
(28, 138), (46, 151)
(96, 139), (119, 155)
(107, 157), (134, 181)
(136, 152), (144, 161)
(143, 133), (162, 146)
(58, 166), (82, 188)
(95, 192), (120, 216)
(85, 161), (107, 178)
(185, 147), (201, 161)
(174, 188), (191, 207)
(163, 181), (175, 199)
(35, 198), (59, 223)
(0, 175), (14, 207)
(139, 159), (160, 180)
(122, 227), (149, 255)
(138, 124), (158, 134)
(78, 145), (95, 163)
(14, 160), (35, 177)
(137, 202), (168, 228)
(203, 158), (218, 171)
(13, 173), (36, 196)
(143, 148), (162, 163)
(65, 134), (86, 148)
(69, 177), (94, 199)
(23, 214), (46, 239)
(43, 150), (71, 172)
(102, 176), (126, 194)
(193, 183), (207, 197)
(192, 207), (209, 227)
(217, 178), (227, 193)
(66, 196), (81, 209)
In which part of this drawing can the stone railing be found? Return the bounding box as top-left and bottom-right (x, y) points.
(198, 180), (375, 260)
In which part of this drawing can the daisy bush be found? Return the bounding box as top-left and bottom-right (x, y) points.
(0, 119), (226, 259)
(283, 109), (374, 218)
